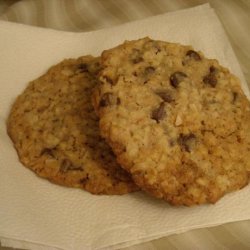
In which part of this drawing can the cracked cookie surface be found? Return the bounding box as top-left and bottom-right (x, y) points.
(93, 38), (250, 205)
(7, 56), (138, 195)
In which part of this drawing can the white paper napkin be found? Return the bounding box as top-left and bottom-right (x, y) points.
(1, 4), (250, 250)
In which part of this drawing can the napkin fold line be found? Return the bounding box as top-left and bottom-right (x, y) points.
(0, 236), (65, 250)
(99, 217), (250, 250)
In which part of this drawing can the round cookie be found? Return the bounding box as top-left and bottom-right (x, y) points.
(7, 56), (138, 195)
(93, 37), (250, 205)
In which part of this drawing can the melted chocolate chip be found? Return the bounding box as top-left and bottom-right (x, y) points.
(151, 102), (166, 123)
(186, 50), (201, 61)
(131, 49), (144, 64)
(40, 148), (54, 157)
(100, 92), (119, 107)
(170, 72), (187, 88)
(209, 66), (217, 73)
(203, 74), (217, 87)
(79, 174), (89, 185)
(100, 93), (112, 107)
(132, 72), (138, 77)
(60, 159), (83, 173)
(117, 97), (121, 105)
(232, 91), (238, 103)
(132, 57), (144, 64)
(143, 66), (156, 84)
(157, 91), (174, 103)
(178, 133), (196, 152)
(78, 63), (88, 72)
(203, 67), (218, 87)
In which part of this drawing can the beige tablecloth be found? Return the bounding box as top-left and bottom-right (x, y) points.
(1, 1), (250, 249)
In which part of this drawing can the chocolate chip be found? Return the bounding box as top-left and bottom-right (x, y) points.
(40, 148), (54, 157)
(131, 49), (144, 64)
(145, 66), (155, 74)
(132, 57), (143, 64)
(151, 102), (166, 123)
(60, 159), (83, 173)
(237, 136), (242, 143)
(186, 50), (201, 61)
(117, 97), (121, 105)
(79, 174), (89, 185)
(100, 93), (112, 107)
(232, 91), (238, 103)
(203, 74), (217, 87)
(143, 66), (156, 84)
(100, 92), (119, 107)
(209, 66), (217, 73)
(178, 133), (196, 152)
(203, 67), (218, 87)
(156, 91), (174, 102)
(78, 63), (88, 72)
(170, 72), (187, 88)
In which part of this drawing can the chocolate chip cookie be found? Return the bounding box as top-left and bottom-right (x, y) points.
(93, 38), (250, 205)
(7, 56), (138, 194)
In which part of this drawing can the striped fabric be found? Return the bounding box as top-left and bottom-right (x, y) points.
(0, 1), (250, 249)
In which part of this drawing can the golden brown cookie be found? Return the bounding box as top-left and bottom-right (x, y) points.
(7, 56), (138, 195)
(93, 38), (250, 205)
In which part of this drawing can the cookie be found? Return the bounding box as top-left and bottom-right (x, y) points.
(92, 37), (250, 205)
(7, 56), (138, 195)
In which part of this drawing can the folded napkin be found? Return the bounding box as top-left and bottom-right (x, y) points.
(0, 4), (250, 250)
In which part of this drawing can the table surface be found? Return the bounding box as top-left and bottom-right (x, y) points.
(0, 0), (250, 249)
